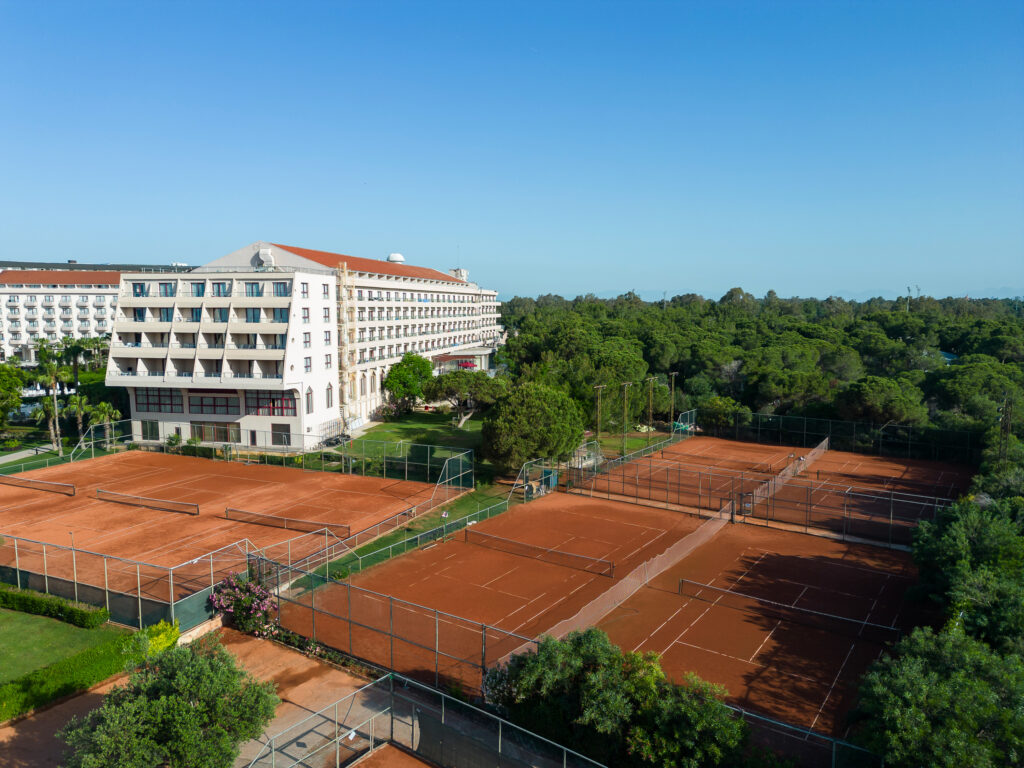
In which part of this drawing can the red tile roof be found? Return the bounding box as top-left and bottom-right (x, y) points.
(271, 244), (465, 284)
(0, 270), (123, 285)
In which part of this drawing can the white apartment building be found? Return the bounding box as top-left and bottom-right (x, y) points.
(0, 271), (122, 363)
(106, 242), (502, 449)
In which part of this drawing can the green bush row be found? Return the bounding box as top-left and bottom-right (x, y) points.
(0, 620), (179, 723)
(0, 583), (109, 628)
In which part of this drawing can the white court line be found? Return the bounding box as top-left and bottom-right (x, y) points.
(809, 642), (856, 733)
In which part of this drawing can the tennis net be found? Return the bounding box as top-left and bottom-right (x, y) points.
(677, 578), (901, 644)
(224, 508), (350, 539)
(0, 474), (75, 496)
(95, 489), (200, 516)
(463, 528), (615, 577)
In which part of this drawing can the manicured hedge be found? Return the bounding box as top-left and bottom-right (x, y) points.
(0, 620), (179, 722)
(0, 583), (109, 628)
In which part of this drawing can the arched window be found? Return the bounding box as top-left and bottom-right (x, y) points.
(325, 384), (333, 409)
(360, 375), (367, 397)
(370, 372), (376, 392)
(305, 387), (313, 414)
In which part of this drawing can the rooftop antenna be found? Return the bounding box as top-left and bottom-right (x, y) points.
(906, 286), (912, 313)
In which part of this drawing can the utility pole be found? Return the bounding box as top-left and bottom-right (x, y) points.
(621, 382), (632, 457)
(594, 384), (606, 447)
(645, 376), (655, 447)
(669, 372), (678, 428)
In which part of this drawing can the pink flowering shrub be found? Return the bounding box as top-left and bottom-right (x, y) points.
(210, 572), (276, 637)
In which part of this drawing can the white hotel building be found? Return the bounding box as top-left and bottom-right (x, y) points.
(0, 270), (124, 363)
(106, 242), (502, 449)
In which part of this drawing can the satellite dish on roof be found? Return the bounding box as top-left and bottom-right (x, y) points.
(387, 253), (405, 263)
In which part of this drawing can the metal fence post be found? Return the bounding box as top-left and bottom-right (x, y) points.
(104, 556), (110, 611)
(348, 584), (353, 654)
(311, 579), (316, 642)
(435, 608), (440, 687)
(42, 544), (48, 594)
(72, 545), (78, 603)
(169, 568), (175, 623)
(136, 563), (143, 629)
(210, 554), (215, 590)
(389, 597), (394, 668)
(13, 538), (20, 589)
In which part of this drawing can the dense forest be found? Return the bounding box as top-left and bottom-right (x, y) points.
(498, 290), (1024, 443)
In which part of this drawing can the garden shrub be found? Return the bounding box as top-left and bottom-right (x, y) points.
(0, 583), (109, 628)
(209, 572), (275, 637)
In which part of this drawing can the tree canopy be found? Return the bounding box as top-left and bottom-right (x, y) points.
(382, 353), (433, 413)
(60, 635), (278, 768)
(481, 382), (584, 473)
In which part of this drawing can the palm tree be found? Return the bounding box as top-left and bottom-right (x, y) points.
(31, 399), (60, 454)
(33, 338), (54, 366)
(88, 401), (122, 450)
(64, 393), (90, 438)
(36, 361), (69, 457)
(59, 337), (88, 389)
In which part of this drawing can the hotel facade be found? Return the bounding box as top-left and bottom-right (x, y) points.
(105, 242), (502, 449)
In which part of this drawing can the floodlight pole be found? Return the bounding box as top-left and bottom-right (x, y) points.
(594, 384), (606, 447)
(621, 382), (632, 457)
(669, 372), (678, 428)
(645, 377), (655, 447)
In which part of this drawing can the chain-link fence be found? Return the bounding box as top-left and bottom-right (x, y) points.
(699, 410), (980, 465)
(245, 673), (607, 768)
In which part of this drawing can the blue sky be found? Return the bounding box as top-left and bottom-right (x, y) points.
(1, 1), (1021, 300)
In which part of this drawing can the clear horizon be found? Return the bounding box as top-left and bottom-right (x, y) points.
(1, 1), (1021, 301)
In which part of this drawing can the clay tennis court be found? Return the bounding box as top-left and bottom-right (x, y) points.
(574, 436), (964, 545)
(0, 451), (439, 603)
(277, 494), (708, 693)
(598, 523), (918, 736)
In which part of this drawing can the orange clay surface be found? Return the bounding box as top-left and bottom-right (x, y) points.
(599, 523), (920, 737)
(0, 451), (437, 600)
(353, 746), (434, 768)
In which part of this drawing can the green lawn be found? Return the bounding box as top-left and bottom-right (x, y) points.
(0, 608), (130, 684)
(0, 449), (67, 472)
(355, 411), (484, 453)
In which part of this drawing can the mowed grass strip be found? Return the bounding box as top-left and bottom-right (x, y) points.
(0, 608), (130, 684)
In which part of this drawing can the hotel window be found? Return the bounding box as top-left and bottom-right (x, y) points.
(187, 308), (201, 322)
(325, 384), (333, 409)
(305, 388), (313, 414)
(190, 421), (241, 443)
(211, 308), (228, 322)
(211, 282), (230, 297)
(357, 290), (364, 301)
(158, 282), (176, 297)
(323, 330), (331, 345)
(159, 308), (173, 322)
(133, 308), (147, 322)
(132, 282), (149, 297)
(322, 284), (330, 298)
(323, 307), (330, 322)
(303, 332), (311, 348)
(244, 391), (297, 416)
(360, 376), (366, 396)
(324, 353), (332, 369)
(244, 282), (263, 297)
(304, 356), (312, 373)
(300, 282), (309, 298)
(245, 308), (261, 323)
(301, 308), (310, 324)
(271, 424), (291, 446)
(272, 308), (288, 323)
(135, 388), (183, 413)
(272, 281), (290, 297)
(188, 394), (241, 415)
(141, 421), (160, 441)
(190, 282), (206, 297)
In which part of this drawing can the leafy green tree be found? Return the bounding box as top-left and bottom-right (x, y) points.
(482, 382), (584, 474)
(59, 634), (278, 768)
(382, 353), (433, 413)
(698, 395), (751, 433)
(835, 376), (928, 425)
(0, 364), (23, 428)
(485, 629), (745, 767)
(425, 369), (506, 426)
(851, 627), (1024, 768)
(31, 398), (61, 453)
